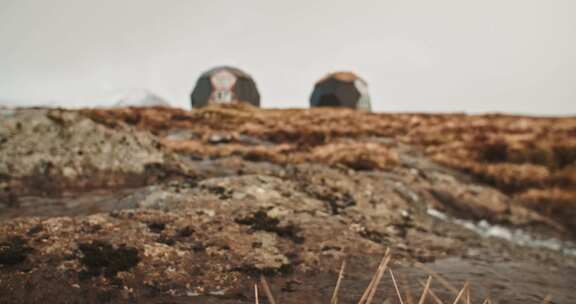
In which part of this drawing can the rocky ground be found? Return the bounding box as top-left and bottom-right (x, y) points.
(1, 105), (575, 303)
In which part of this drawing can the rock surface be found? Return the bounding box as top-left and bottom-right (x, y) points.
(0, 108), (196, 201)
(83, 104), (576, 234)
(1, 105), (575, 303)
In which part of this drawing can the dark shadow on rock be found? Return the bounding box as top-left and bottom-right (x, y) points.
(236, 211), (305, 244)
(78, 240), (140, 278)
(0, 236), (32, 266)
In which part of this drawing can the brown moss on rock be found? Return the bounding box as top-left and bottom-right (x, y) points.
(1, 105), (576, 302)
(79, 105), (576, 233)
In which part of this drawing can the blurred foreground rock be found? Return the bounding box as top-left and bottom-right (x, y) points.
(1, 105), (575, 303)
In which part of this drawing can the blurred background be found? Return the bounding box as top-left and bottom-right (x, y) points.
(0, 0), (575, 114)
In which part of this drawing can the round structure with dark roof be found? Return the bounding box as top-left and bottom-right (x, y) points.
(190, 66), (260, 109)
(310, 72), (371, 112)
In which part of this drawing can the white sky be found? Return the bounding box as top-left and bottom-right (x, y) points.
(0, 0), (575, 114)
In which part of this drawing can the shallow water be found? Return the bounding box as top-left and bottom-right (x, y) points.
(428, 208), (576, 257)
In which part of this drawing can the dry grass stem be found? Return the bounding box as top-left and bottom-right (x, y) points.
(389, 269), (405, 304)
(358, 249), (390, 304)
(251, 250), (548, 304)
(414, 262), (459, 295)
(417, 276), (432, 304)
(260, 276), (277, 304)
(418, 279), (445, 304)
(357, 268), (377, 303)
(330, 260), (347, 304)
(365, 254), (392, 304)
(451, 282), (469, 304)
(254, 283), (259, 304)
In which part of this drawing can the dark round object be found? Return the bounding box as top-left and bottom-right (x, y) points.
(310, 72), (371, 111)
(190, 66), (260, 109)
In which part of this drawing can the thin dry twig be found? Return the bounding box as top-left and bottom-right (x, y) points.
(414, 262), (459, 295)
(260, 276), (277, 304)
(254, 283), (259, 304)
(365, 254), (392, 304)
(390, 268), (405, 304)
(358, 249), (390, 304)
(417, 276), (432, 304)
(252, 251), (506, 304)
(418, 279), (444, 304)
(358, 267), (377, 303)
(451, 282), (469, 304)
(330, 260), (347, 304)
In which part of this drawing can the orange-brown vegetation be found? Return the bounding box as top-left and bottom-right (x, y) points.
(83, 104), (576, 233)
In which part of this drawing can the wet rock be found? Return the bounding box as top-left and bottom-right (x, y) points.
(1, 105), (576, 303)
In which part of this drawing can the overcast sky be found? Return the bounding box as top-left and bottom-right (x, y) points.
(1, 0), (575, 114)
